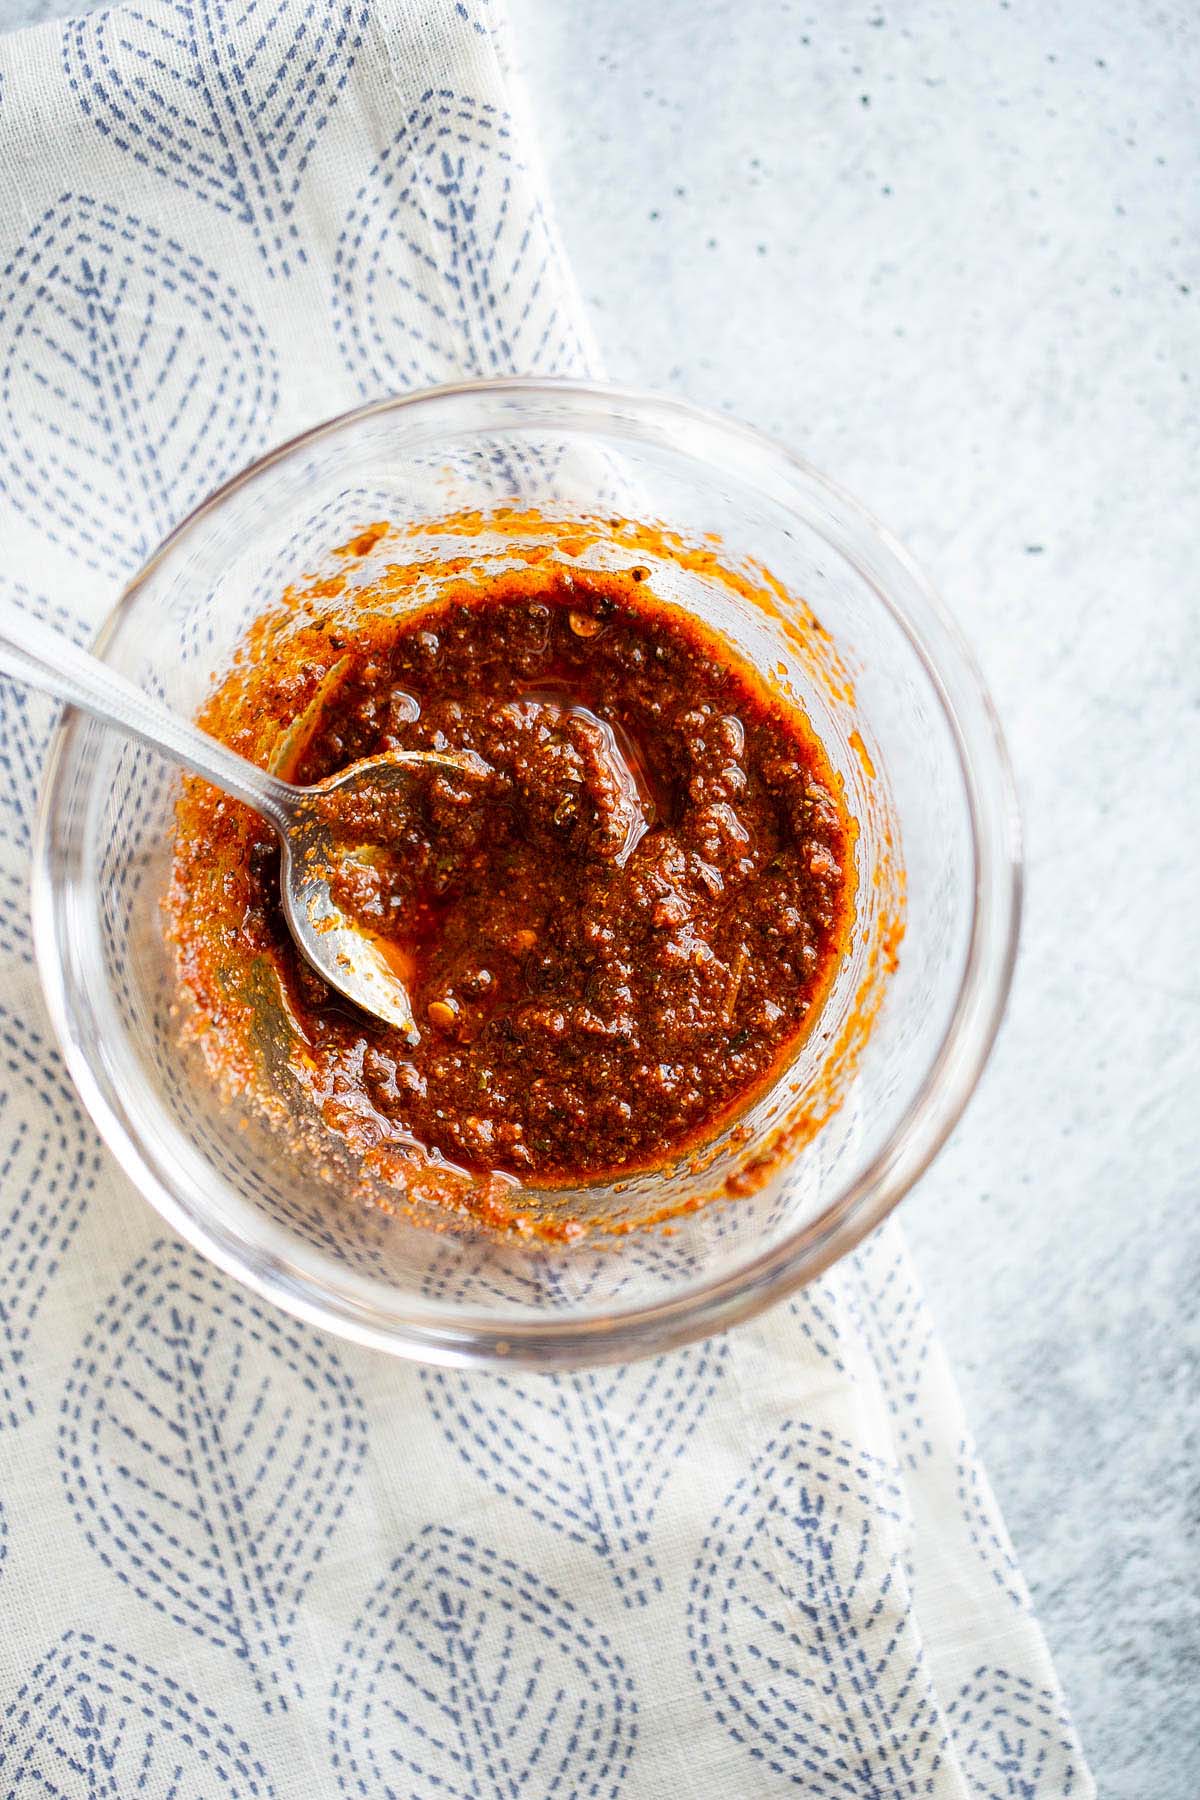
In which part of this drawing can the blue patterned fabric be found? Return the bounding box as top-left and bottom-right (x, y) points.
(0, 3), (1092, 1794)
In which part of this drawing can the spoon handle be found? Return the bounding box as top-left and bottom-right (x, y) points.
(0, 598), (294, 830)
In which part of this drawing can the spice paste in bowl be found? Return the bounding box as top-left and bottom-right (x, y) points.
(167, 543), (856, 1234)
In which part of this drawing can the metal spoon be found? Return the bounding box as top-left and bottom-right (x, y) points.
(0, 600), (486, 1038)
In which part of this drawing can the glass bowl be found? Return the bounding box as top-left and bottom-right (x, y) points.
(32, 380), (1020, 1369)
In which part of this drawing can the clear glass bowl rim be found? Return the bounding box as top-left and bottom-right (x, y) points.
(31, 377), (1022, 1368)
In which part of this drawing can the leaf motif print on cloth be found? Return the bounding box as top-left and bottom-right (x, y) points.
(329, 1525), (638, 1800)
(688, 1421), (947, 1796)
(58, 1239), (367, 1714)
(0, 1006), (100, 1432)
(0, 1630), (274, 1796)
(0, 195), (277, 579)
(0, 875), (33, 962)
(63, 0), (369, 278)
(419, 1222), (706, 1308)
(0, 586), (90, 861)
(944, 1668), (1088, 1799)
(957, 1441), (1033, 1615)
(423, 1338), (728, 1609)
(842, 1217), (936, 1469)
(420, 1238), (613, 1309)
(788, 1274), (851, 1377)
(332, 89), (591, 396)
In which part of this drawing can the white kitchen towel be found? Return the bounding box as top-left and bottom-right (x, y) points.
(0, 2), (1093, 1794)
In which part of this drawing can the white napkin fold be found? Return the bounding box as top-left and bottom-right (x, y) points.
(0, 2), (1092, 1793)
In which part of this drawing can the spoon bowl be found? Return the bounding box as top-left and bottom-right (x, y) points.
(279, 748), (493, 1035)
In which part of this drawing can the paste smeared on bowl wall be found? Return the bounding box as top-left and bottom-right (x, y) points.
(167, 511), (901, 1240)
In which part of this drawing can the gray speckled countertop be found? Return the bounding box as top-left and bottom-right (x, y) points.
(3, 0), (1197, 1789)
